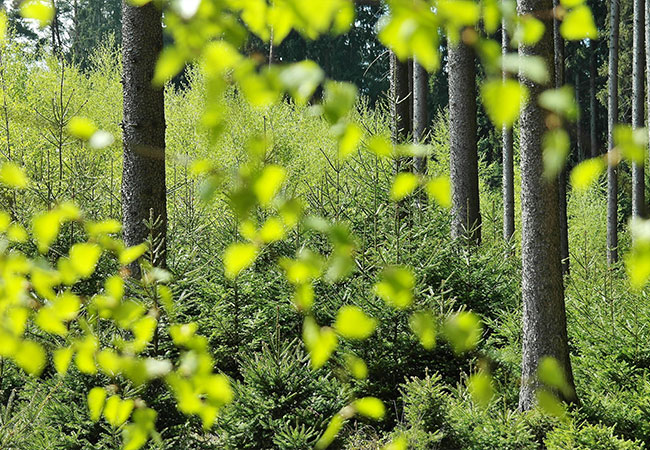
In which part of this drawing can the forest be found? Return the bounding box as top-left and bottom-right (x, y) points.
(0, 0), (648, 448)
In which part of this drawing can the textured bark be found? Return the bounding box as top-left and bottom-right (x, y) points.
(502, 19), (515, 243)
(589, 42), (598, 158)
(632, 0), (646, 218)
(608, 0), (620, 265)
(390, 51), (411, 144)
(575, 72), (584, 161)
(413, 58), (429, 174)
(121, 0), (167, 275)
(517, 0), (576, 411)
(449, 37), (481, 243)
(553, 0), (569, 275)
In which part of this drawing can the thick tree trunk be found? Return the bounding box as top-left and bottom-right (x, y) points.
(449, 37), (481, 243)
(502, 19), (515, 243)
(121, 0), (167, 276)
(553, 0), (569, 275)
(589, 42), (598, 158)
(517, 0), (576, 410)
(632, 0), (646, 218)
(608, 0), (620, 265)
(413, 58), (428, 174)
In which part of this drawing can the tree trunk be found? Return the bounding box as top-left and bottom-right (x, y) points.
(390, 51), (410, 144)
(517, 0), (576, 410)
(589, 41), (598, 158)
(449, 36), (481, 243)
(502, 18), (515, 243)
(632, 0), (646, 218)
(575, 71), (584, 161)
(553, 0), (569, 275)
(413, 58), (428, 174)
(121, 0), (167, 276)
(608, 0), (620, 265)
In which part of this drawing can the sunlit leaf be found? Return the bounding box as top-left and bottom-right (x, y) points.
(87, 387), (107, 421)
(14, 340), (46, 375)
(119, 243), (148, 266)
(334, 305), (377, 340)
(103, 395), (135, 428)
(280, 60), (324, 105)
(570, 158), (605, 190)
(337, 122), (363, 159)
(382, 435), (408, 450)
(33, 210), (61, 253)
(344, 354), (368, 379)
(154, 46), (186, 86)
(254, 165), (286, 207)
(0, 162), (28, 189)
(354, 397), (385, 420)
(303, 316), (338, 369)
(390, 172), (419, 201)
(443, 311), (482, 353)
(409, 311), (436, 349)
(560, 5), (598, 40)
(53, 346), (74, 375)
(502, 54), (550, 84)
(514, 15), (545, 45)
(543, 129), (570, 179)
(426, 176), (452, 208)
(315, 414), (345, 450)
(223, 242), (258, 279)
(68, 117), (97, 140)
(468, 372), (494, 407)
(481, 79), (528, 128)
(536, 389), (567, 418)
(69, 243), (102, 279)
(321, 81), (358, 125)
(538, 356), (573, 398)
(539, 86), (577, 120)
(20, 0), (54, 27)
(374, 266), (415, 309)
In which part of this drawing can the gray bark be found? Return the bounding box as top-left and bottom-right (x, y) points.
(502, 19), (515, 243)
(608, 0), (620, 265)
(121, 0), (167, 275)
(517, 0), (576, 410)
(413, 58), (429, 174)
(633, 0), (646, 218)
(589, 42), (598, 158)
(449, 37), (481, 243)
(553, 0), (569, 275)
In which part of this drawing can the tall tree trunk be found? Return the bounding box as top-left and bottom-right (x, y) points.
(121, 0), (167, 276)
(553, 0), (569, 274)
(449, 36), (481, 243)
(575, 71), (584, 161)
(632, 0), (646, 218)
(608, 0), (620, 265)
(413, 58), (428, 174)
(390, 51), (410, 144)
(502, 18), (515, 243)
(589, 41), (598, 158)
(517, 0), (576, 410)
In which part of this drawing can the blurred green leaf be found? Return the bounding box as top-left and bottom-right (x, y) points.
(482, 79), (528, 128)
(334, 305), (377, 340)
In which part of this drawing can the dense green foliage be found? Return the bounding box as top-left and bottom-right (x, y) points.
(2, 0), (650, 449)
